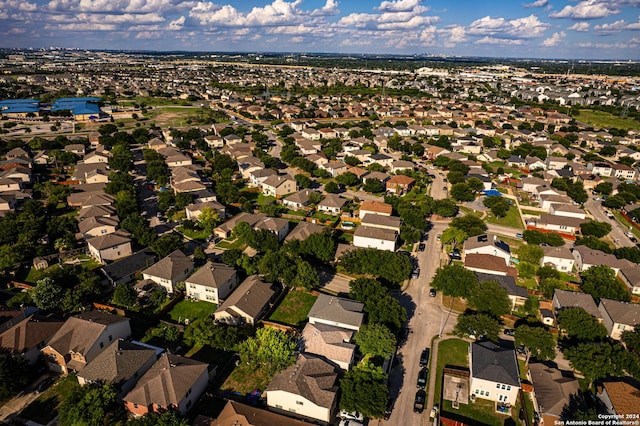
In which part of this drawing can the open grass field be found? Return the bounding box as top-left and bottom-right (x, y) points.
(268, 289), (318, 328)
(575, 109), (640, 131)
(484, 205), (524, 229)
(164, 299), (217, 324)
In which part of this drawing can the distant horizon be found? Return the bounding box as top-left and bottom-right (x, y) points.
(4, 47), (640, 64)
(3, 1), (640, 60)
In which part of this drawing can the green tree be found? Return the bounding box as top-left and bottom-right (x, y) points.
(594, 182), (613, 196)
(557, 307), (608, 341)
(431, 264), (477, 299)
(294, 174), (311, 189)
(453, 312), (501, 342)
(575, 235), (612, 253)
(450, 182), (474, 201)
(31, 277), (64, 310)
(469, 280), (511, 317)
(440, 227), (467, 251)
(336, 172), (360, 187)
(580, 221), (612, 238)
(450, 215), (487, 237)
(151, 234), (185, 258)
(349, 278), (407, 332)
(431, 198), (459, 217)
(355, 323), (397, 359)
(539, 278), (565, 299)
(0, 348), (29, 401)
(238, 327), (296, 375)
(581, 265), (630, 302)
(483, 196), (511, 217)
(563, 342), (627, 386)
(325, 181), (340, 193)
(514, 325), (556, 362)
(58, 383), (119, 426)
(298, 230), (336, 262)
(112, 283), (138, 308)
(615, 246), (640, 264)
(339, 362), (389, 419)
(522, 230), (565, 246)
(362, 178), (385, 193)
(516, 245), (544, 264)
(128, 410), (189, 426)
(109, 143), (133, 172)
(198, 207), (220, 233)
(339, 249), (412, 285)
(290, 260), (320, 290)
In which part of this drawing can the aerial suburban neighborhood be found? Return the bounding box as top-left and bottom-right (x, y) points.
(1, 49), (640, 426)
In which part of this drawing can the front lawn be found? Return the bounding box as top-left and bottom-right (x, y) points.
(216, 237), (246, 250)
(433, 338), (469, 406)
(164, 299), (217, 324)
(178, 226), (211, 241)
(484, 206), (524, 229)
(268, 289), (318, 328)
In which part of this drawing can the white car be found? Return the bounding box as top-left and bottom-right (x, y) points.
(340, 410), (364, 422)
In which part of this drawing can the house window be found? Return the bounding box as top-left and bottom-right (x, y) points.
(133, 403), (138, 409)
(99, 342), (104, 349)
(496, 384), (500, 389)
(475, 389), (479, 394)
(501, 384), (506, 390)
(108, 335), (112, 342)
(503, 395), (508, 402)
(499, 395), (503, 402)
(275, 405), (283, 409)
(296, 401), (304, 405)
(506, 386), (511, 391)
(617, 324), (626, 330)
(480, 390), (485, 396)
(186, 388), (192, 397)
(486, 392), (490, 397)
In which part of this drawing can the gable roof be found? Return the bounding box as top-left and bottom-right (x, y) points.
(599, 298), (640, 326)
(78, 339), (157, 385)
(308, 294), (364, 330)
(318, 194), (346, 209)
(215, 275), (277, 320)
(301, 322), (355, 368)
(359, 200), (392, 215)
(284, 222), (326, 243)
(465, 253), (510, 274)
(600, 380), (640, 416)
(186, 262), (236, 289)
(542, 245), (574, 260)
(87, 233), (131, 250)
(123, 353), (208, 408)
(267, 353), (338, 409)
(142, 250), (193, 280)
(47, 311), (130, 356)
(211, 400), (315, 426)
(353, 225), (397, 242)
(463, 234), (510, 255)
(0, 313), (63, 354)
(475, 272), (528, 298)
(553, 289), (600, 318)
(471, 340), (520, 386)
(529, 361), (579, 418)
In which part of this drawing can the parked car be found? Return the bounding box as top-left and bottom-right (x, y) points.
(430, 404), (439, 420)
(449, 251), (461, 260)
(418, 243), (426, 251)
(340, 410), (364, 422)
(417, 367), (428, 389)
(35, 377), (54, 394)
(504, 329), (516, 336)
(515, 233), (523, 239)
(414, 390), (426, 413)
(429, 288), (437, 297)
(411, 268), (420, 279)
(420, 348), (430, 367)
(384, 397), (395, 420)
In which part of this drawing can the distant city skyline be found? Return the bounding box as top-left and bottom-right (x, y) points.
(2, 0), (640, 60)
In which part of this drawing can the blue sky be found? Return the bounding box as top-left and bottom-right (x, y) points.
(2, 0), (640, 59)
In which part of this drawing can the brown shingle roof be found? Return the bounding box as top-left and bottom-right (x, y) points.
(210, 400), (315, 426)
(267, 353), (339, 409)
(142, 250), (193, 281)
(0, 314), (63, 354)
(77, 339), (157, 385)
(186, 262), (236, 289)
(464, 253), (509, 274)
(123, 353), (208, 408)
(47, 311), (130, 356)
(359, 200), (392, 215)
(215, 275), (277, 321)
(601, 381), (640, 416)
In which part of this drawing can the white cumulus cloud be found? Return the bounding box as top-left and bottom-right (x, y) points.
(568, 22), (590, 31)
(550, 0), (619, 19)
(475, 36), (524, 45)
(522, 0), (548, 8)
(468, 14), (549, 38)
(542, 31), (565, 46)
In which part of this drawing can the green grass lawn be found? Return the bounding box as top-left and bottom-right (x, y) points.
(434, 338), (470, 406)
(19, 374), (80, 425)
(484, 205), (524, 229)
(178, 226), (210, 241)
(216, 237), (246, 250)
(268, 289), (318, 328)
(459, 206), (483, 217)
(613, 210), (640, 239)
(164, 299), (217, 324)
(576, 109), (640, 131)
(221, 363), (273, 394)
(521, 209), (541, 216)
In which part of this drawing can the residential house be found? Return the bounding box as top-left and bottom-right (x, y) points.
(612, 163), (637, 180)
(539, 194), (574, 211)
(552, 289), (601, 320)
(78, 216), (119, 238)
(618, 266), (640, 296)
(284, 222), (326, 243)
(366, 153), (393, 168)
(317, 194), (346, 215)
(469, 341), (520, 404)
(364, 171), (391, 184)
(300, 322), (356, 370)
(214, 213), (289, 241)
(540, 246), (575, 272)
(0, 310), (63, 365)
(282, 190), (314, 211)
(360, 214), (401, 232)
(308, 294), (364, 332)
(529, 362), (580, 426)
(185, 201), (226, 221)
(77, 339), (158, 396)
(100, 249), (156, 286)
(42, 311), (131, 374)
(549, 204), (586, 220)
(597, 380), (640, 417)
(87, 233), (133, 264)
(572, 246), (631, 274)
(261, 174), (297, 198)
(386, 175), (416, 195)
(213, 275), (278, 326)
(185, 262), (239, 304)
(358, 200), (392, 218)
(475, 272), (528, 312)
(211, 400), (315, 426)
(142, 250), (194, 294)
(265, 353), (339, 423)
(353, 226), (398, 252)
(546, 157), (569, 170)
(124, 353), (208, 417)
(322, 161), (347, 177)
(391, 160), (415, 173)
(527, 214), (585, 235)
(464, 253), (513, 277)
(249, 168), (277, 187)
(598, 298), (640, 341)
(463, 234), (511, 266)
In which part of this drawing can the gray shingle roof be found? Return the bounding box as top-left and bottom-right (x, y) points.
(308, 294), (364, 330)
(186, 262), (237, 289)
(78, 339), (157, 385)
(142, 250), (193, 280)
(471, 341), (520, 387)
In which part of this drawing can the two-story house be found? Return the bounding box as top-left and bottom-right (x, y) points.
(185, 262), (239, 304)
(142, 250), (194, 294)
(469, 341), (520, 405)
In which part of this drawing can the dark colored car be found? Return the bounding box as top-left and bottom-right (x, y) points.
(504, 328), (516, 336)
(417, 367), (428, 389)
(384, 397), (395, 420)
(414, 390), (426, 413)
(420, 348), (430, 367)
(418, 243), (426, 251)
(429, 288), (437, 297)
(35, 377), (54, 394)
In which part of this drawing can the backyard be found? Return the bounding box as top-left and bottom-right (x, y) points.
(268, 289), (318, 328)
(164, 299), (217, 324)
(18, 374), (80, 425)
(221, 363), (273, 395)
(484, 205), (524, 229)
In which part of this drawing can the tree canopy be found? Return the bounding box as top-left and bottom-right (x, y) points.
(453, 312), (501, 342)
(355, 323), (397, 359)
(340, 249), (412, 285)
(58, 382), (119, 426)
(431, 264), (477, 299)
(557, 307), (608, 342)
(581, 265), (630, 302)
(349, 278), (407, 332)
(469, 280), (511, 318)
(514, 325), (556, 362)
(450, 215), (487, 237)
(238, 327), (296, 375)
(339, 362), (389, 419)
(580, 221), (612, 238)
(0, 348), (29, 401)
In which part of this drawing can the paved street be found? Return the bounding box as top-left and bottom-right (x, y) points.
(584, 193), (636, 248)
(383, 221), (456, 426)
